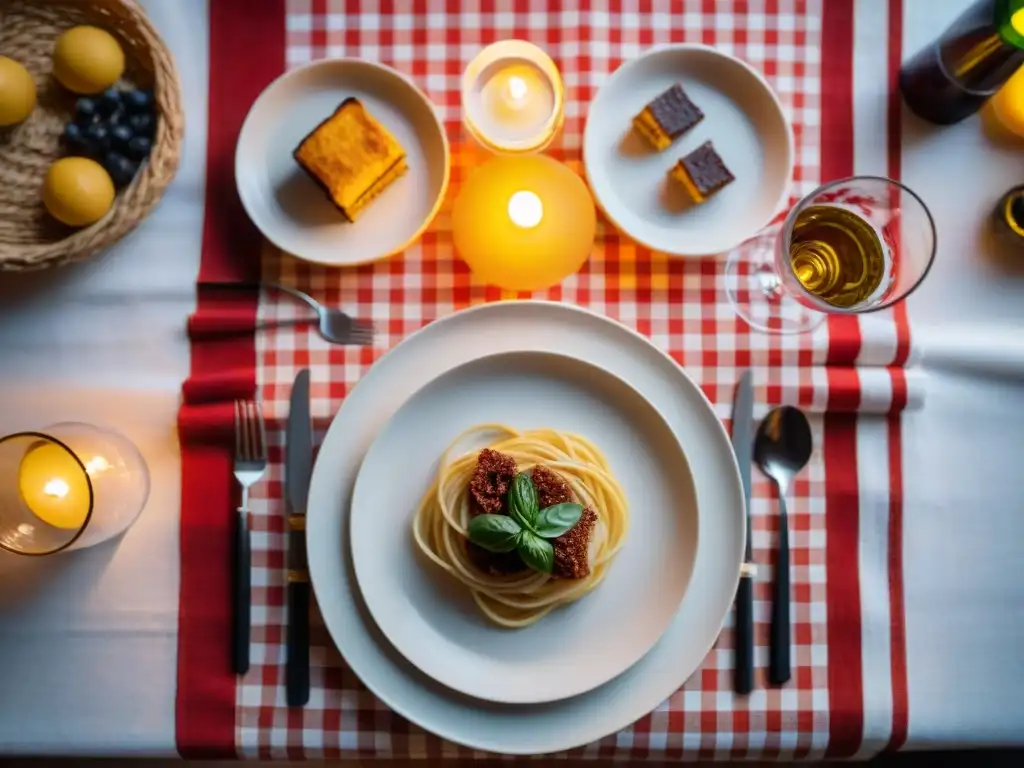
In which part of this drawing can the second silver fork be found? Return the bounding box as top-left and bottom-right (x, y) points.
(267, 283), (374, 346)
(233, 399), (267, 675)
(193, 282), (374, 346)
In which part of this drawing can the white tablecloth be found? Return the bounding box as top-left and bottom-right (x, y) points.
(0, 0), (1021, 755)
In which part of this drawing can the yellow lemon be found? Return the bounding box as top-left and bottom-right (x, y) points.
(52, 26), (125, 95)
(43, 157), (115, 227)
(992, 65), (1024, 139)
(0, 56), (37, 126)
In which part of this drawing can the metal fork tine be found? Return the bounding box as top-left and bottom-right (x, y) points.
(246, 401), (257, 461)
(242, 403), (252, 462)
(240, 401), (249, 460)
(234, 400), (243, 459)
(256, 401), (268, 460)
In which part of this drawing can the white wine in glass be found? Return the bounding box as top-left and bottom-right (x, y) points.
(788, 204), (889, 308)
(725, 176), (936, 334)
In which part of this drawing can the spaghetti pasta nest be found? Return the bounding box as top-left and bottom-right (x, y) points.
(412, 424), (630, 628)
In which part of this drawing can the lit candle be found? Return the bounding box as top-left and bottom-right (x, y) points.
(462, 41), (564, 153)
(1, 423), (149, 556)
(18, 441), (91, 530)
(452, 154), (596, 291)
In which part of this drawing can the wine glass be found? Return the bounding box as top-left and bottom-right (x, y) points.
(725, 176), (937, 334)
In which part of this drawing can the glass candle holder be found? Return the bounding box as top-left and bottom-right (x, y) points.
(462, 40), (565, 153)
(0, 422), (150, 556)
(452, 154), (597, 292)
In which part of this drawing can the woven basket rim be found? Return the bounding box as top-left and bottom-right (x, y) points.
(0, 0), (185, 271)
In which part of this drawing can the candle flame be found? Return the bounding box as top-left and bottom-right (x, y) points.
(507, 75), (528, 102)
(43, 478), (70, 499)
(508, 191), (543, 229)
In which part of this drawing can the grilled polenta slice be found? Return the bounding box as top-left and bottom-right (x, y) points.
(293, 97), (407, 221)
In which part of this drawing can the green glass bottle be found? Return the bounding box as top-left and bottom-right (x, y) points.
(901, 0), (1024, 124)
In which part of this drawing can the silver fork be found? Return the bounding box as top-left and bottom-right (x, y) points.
(191, 282), (375, 346)
(233, 399), (267, 675)
(265, 283), (375, 346)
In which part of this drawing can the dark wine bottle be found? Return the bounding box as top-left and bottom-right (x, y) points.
(900, 0), (1024, 124)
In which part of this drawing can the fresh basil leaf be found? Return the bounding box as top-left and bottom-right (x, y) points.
(516, 530), (554, 574)
(467, 514), (522, 553)
(508, 473), (539, 530)
(533, 503), (583, 539)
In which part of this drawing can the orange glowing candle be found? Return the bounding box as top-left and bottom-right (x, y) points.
(452, 154), (597, 292)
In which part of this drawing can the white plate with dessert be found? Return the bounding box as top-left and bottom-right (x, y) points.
(235, 58), (450, 266)
(349, 350), (698, 704)
(305, 301), (745, 754)
(583, 44), (794, 258)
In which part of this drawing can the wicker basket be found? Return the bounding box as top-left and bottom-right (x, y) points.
(0, 0), (183, 271)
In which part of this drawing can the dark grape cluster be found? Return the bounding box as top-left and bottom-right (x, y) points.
(62, 87), (156, 188)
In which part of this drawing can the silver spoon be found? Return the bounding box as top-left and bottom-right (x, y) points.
(754, 405), (813, 686)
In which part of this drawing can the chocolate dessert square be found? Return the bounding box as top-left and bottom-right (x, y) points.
(632, 83), (704, 151)
(671, 140), (735, 204)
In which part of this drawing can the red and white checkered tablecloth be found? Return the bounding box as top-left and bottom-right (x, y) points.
(177, 0), (914, 760)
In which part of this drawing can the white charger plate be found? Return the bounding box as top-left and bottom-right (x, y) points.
(306, 301), (745, 754)
(235, 59), (450, 266)
(583, 44), (794, 257)
(350, 351), (698, 704)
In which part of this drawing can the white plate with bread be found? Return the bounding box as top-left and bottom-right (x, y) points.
(235, 58), (449, 266)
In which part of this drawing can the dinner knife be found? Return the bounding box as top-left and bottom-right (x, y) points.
(285, 368), (313, 707)
(731, 370), (755, 695)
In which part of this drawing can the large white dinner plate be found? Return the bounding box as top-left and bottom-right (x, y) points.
(235, 59), (450, 266)
(350, 351), (698, 704)
(306, 301), (744, 755)
(583, 44), (793, 257)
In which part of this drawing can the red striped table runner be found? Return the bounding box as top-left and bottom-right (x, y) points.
(178, 0), (911, 759)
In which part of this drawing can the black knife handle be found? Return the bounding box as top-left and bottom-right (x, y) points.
(769, 499), (791, 686)
(286, 578), (310, 707)
(233, 510), (251, 675)
(734, 573), (755, 694)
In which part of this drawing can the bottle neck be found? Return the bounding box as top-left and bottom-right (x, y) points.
(938, 0), (1024, 93)
(996, 0), (1024, 49)
(1003, 186), (1024, 233)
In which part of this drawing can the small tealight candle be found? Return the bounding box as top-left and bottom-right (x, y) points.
(18, 441), (91, 531)
(462, 41), (564, 153)
(452, 154), (597, 292)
